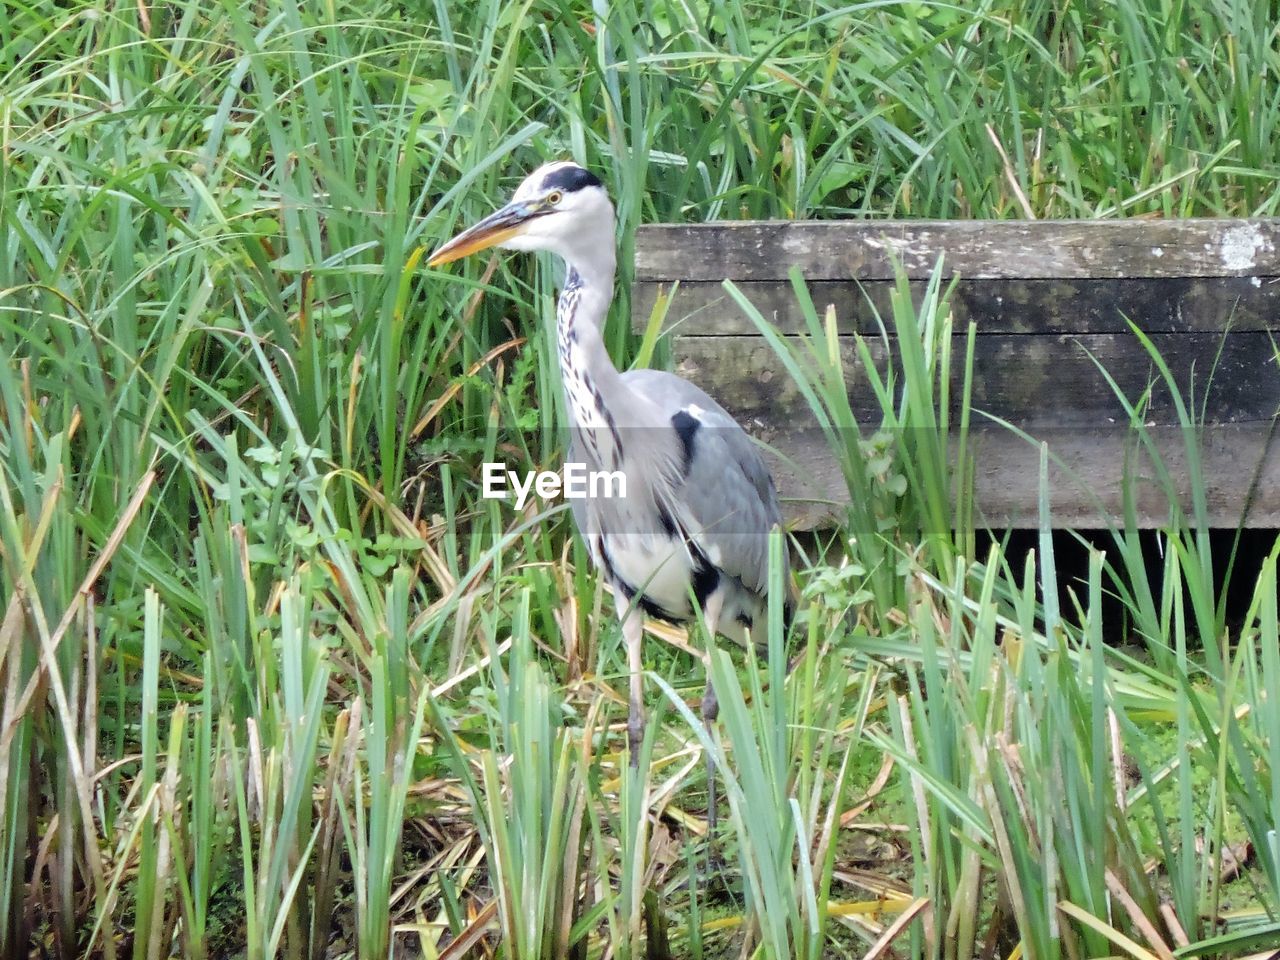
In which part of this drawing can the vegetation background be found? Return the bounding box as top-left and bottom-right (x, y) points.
(2, 0), (1280, 957)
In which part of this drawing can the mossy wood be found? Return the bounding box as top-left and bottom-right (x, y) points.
(631, 220), (1280, 528)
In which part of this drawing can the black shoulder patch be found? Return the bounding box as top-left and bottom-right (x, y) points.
(542, 165), (604, 193)
(670, 409), (700, 474)
(690, 549), (720, 611)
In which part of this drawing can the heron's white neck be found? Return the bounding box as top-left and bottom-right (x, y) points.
(554, 251), (652, 471)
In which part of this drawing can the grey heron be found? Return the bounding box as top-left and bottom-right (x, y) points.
(429, 161), (792, 830)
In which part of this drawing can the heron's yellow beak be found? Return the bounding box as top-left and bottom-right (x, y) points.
(428, 201), (534, 267)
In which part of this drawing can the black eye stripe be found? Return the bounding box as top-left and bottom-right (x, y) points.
(540, 165), (603, 193)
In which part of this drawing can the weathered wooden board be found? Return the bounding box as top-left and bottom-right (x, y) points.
(635, 220), (1280, 281)
(633, 276), (1280, 336)
(672, 333), (1280, 427)
(631, 219), (1280, 528)
(768, 424), (1280, 529)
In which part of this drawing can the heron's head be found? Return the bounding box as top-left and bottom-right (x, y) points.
(428, 161), (615, 275)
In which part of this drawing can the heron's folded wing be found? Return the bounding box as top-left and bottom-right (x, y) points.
(620, 369), (787, 598)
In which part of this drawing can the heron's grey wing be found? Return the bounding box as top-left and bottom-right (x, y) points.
(620, 369), (786, 597)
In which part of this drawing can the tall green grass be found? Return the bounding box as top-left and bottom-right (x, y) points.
(2, 0), (1279, 957)
(729, 258), (1280, 955)
(727, 259), (975, 632)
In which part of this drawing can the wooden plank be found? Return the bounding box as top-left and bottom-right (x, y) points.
(634, 220), (1280, 282)
(673, 333), (1280, 428)
(632, 276), (1280, 337)
(767, 424), (1280, 529)
(632, 219), (1280, 527)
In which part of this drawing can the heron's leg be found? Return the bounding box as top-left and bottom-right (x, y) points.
(701, 590), (725, 841)
(614, 590), (646, 768)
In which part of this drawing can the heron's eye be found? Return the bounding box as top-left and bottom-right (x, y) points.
(546, 190), (563, 206)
